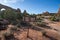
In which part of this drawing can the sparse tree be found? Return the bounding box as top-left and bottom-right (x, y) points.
(16, 8), (21, 14)
(23, 10), (29, 16)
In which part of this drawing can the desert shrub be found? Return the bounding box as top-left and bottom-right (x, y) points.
(37, 22), (46, 27)
(3, 32), (13, 37)
(10, 26), (18, 33)
(36, 17), (43, 23)
(37, 22), (51, 29)
(41, 16), (44, 18)
(0, 25), (8, 30)
(49, 16), (55, 21)
(3, 32), (15, 40)
(16, 23), (21, 28)
(49, 16), (60, 21)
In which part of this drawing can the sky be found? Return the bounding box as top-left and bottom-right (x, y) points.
(0, 0), (60, 14)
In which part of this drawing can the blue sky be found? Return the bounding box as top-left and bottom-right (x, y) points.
(0, 0), (60, 14)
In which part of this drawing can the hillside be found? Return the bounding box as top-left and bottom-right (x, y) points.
(0, 4), (60, 40)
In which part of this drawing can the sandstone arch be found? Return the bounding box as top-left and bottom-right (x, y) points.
(0, 4), (16, 11)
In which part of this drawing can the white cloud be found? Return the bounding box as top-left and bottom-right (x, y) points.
(0, 0), (24, 5)
(3, 0), (17, 3)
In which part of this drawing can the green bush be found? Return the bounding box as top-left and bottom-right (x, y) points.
(49, 16), (60, 21)
(50, 16), (55, 21)
(0, 9), (23, 25)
